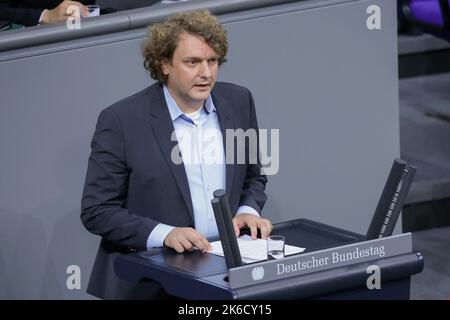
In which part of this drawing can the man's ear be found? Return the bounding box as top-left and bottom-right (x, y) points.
(161, 59), (170, 76)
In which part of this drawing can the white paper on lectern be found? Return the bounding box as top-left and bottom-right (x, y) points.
(209, 235), (305, 264)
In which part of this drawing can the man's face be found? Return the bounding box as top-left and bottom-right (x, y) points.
(161, 32), (219, 112)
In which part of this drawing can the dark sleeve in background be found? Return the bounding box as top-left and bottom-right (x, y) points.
(0, 0), (161, 26)
(0, 4), (42, 26)
(95, 0), (161, 11)
(0, 0), (60, 26)
(13, 0), (95, 8)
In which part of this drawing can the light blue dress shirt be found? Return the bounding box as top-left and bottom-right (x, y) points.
(146, 85), (259, 249)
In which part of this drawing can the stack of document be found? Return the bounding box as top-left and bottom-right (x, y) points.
(209, 235), (305, 264)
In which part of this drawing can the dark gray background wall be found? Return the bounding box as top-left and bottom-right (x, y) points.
(0, 0), (398, 298)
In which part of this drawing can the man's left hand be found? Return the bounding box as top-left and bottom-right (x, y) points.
(232, 213), (273, 240)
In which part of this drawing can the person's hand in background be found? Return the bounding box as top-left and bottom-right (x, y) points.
(41, 0), (88, 24)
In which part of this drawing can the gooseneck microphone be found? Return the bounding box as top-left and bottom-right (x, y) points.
(211, 189), (243, 269)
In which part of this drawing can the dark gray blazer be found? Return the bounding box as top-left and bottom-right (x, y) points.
(81, 82), (267, 299)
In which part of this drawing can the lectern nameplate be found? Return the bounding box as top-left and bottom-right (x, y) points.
(229, 233), (412, 289)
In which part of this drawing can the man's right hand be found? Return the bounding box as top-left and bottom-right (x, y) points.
(164, 227), (212, 253)
(41, 1), (88, 24)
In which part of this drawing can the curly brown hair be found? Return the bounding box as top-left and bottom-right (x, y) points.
(142, 10), (228, 83)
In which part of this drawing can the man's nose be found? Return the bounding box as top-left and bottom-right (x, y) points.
(198, 61), (211, 78)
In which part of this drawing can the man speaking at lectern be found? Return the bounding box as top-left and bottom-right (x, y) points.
(81, 10), (272, 299)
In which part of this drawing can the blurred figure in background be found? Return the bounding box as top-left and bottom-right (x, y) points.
(0, 0), (92, 26)
(0, 0), (184, 28)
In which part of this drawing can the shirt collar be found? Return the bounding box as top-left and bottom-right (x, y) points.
(163, 84), (216, 122)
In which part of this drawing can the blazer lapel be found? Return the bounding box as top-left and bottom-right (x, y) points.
(212, 88), (235, 195)
(147, 85), (194, 222)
